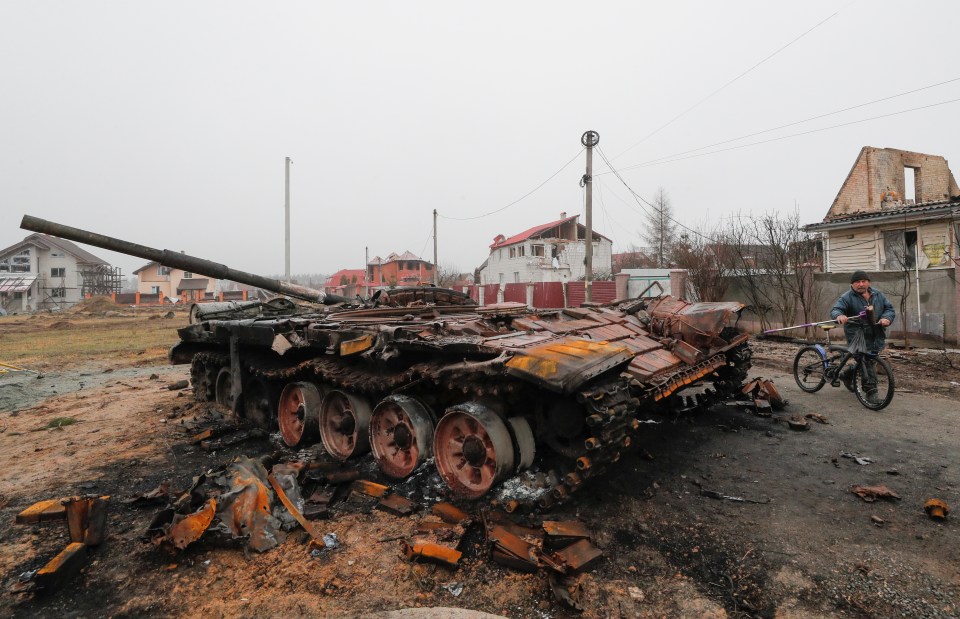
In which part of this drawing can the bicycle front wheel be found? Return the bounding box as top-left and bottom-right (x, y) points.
(854, 355), (895, 410)
(793, 346), (827, 393)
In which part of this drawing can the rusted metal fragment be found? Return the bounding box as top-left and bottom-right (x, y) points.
(417, 520), (457, 533)
(925, 499), (950, 520)
(432, 502), (470, 524)
(64, 497), (90, 543)
(401, 540), (461, 568)
(548, 538), (603, 573)
(489, 525), (539, 572)
(166, 499), (217, 550)
(351, 479), (389, 498)
(486, 512), (542, 539)
(549, 572), (585, 611)
(267, 474), (320, 540)
(214, 460), (283, 552)
(16, 499), (67, 524)
(83, 497), (109, 546)
(34, 542), (88, 594)
(377, 494), (416, 516)
(851, 485), (902, 502)
(190, 429), (214, 443)
(505, 339), (633, 394)
(543, 520), (591, 539)
(491, 548), (539, 572)
(63, 496), (110, 545)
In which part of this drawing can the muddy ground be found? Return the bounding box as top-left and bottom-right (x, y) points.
(1, 324), (959, 618)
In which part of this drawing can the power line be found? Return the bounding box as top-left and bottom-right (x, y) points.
(438, 148), (584, 221)
(605, 97), (960, 173)
(614, 76), (960, 171)
(596, 146), (718, 244)
(613, 2), (852, 161)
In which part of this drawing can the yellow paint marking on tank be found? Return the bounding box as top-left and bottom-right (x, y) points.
(504, 339), (628, 380)
(340, 334), (374, 356)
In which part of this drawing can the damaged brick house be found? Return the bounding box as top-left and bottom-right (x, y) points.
(477, 213), (613, 285)
(804, 147), (960, 343)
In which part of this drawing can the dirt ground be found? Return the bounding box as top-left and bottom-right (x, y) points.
(1, 314), (959, 618)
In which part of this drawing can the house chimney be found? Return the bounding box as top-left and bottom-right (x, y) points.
(560, 212), (566, 219)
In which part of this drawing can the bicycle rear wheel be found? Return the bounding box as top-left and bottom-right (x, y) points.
(793, 346), (827, 393)
(853, 355), (895, 410)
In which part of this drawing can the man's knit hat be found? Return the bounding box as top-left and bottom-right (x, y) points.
(850, 270), (870, 283)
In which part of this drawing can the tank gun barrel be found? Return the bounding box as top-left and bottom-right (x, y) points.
(20, 215), (346, 304)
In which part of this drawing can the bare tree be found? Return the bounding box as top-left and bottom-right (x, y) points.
(642, 187), (677, 268)
(727, 211), (822, 334)
(882, 226), (916, 346)
(435, 262), (463, 288)
(671, 227), (734, 302)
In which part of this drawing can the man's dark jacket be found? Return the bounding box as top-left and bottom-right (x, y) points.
(830, 287), (896, 351)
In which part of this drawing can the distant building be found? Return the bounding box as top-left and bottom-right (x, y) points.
(478, 213), (612, 285)
(366, 251), (435, 287)
(0, 233), (119, 312)
(133, 260), (218, 302)
(324, 269), (370, 297)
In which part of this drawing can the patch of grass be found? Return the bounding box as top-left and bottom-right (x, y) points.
(0, 312), (188, 369)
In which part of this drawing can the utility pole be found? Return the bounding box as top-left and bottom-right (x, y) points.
(581, 131), (599, 303)
(433, 209), (439, 286)
(284, 156), (292, 279)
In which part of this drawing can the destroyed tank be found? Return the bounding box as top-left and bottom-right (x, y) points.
(21, 215), (752, 508)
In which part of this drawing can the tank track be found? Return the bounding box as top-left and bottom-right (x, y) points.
(199, 341), (752, 510)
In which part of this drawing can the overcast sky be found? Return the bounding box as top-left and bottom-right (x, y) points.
(2, 1), (958, 281)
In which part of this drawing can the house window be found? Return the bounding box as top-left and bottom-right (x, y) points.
(151, 286), (160, 294)
(517, 246), (525, 257)
(50, 252), (63, 257)
(182, 271), (193, 279)
(532, 244), (545, 257)
(158, 266), (172, 276)
(51, 287), (66, 298)
(883, 229), (917, 269)
(509, 247), (516, 259)
(10, 250), (31, 272)
(51, 267), (66, 278)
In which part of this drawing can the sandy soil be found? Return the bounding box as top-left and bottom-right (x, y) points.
(1, 328), (959, 618)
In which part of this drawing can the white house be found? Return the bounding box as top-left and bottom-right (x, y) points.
(478, 213), (613, 285)
(0, 233), (118, 312)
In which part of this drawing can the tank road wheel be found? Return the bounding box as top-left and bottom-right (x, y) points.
(190, 356), (220, 402)
(278, 382), (326, 448)
(319, 390), (372, 460)
(215, 367), (239, 413)
(434, 403), (515, 499)
(370, 396), (435, 479)
(242, 377), (279, 431)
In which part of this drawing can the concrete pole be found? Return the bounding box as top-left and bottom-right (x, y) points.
(433, 209), (439, 286)
(581, 131), (599, 303)
(284, 157), (292, 279)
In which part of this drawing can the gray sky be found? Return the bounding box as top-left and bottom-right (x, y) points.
(3, 1), (958, 281)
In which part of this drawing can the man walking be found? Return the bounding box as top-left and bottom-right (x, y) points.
(830, 271), (895, 404)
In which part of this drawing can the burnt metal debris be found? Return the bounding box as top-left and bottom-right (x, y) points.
(21, 215), (755, 506)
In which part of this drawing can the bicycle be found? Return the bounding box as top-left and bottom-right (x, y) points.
(792, 317), (895, 410)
